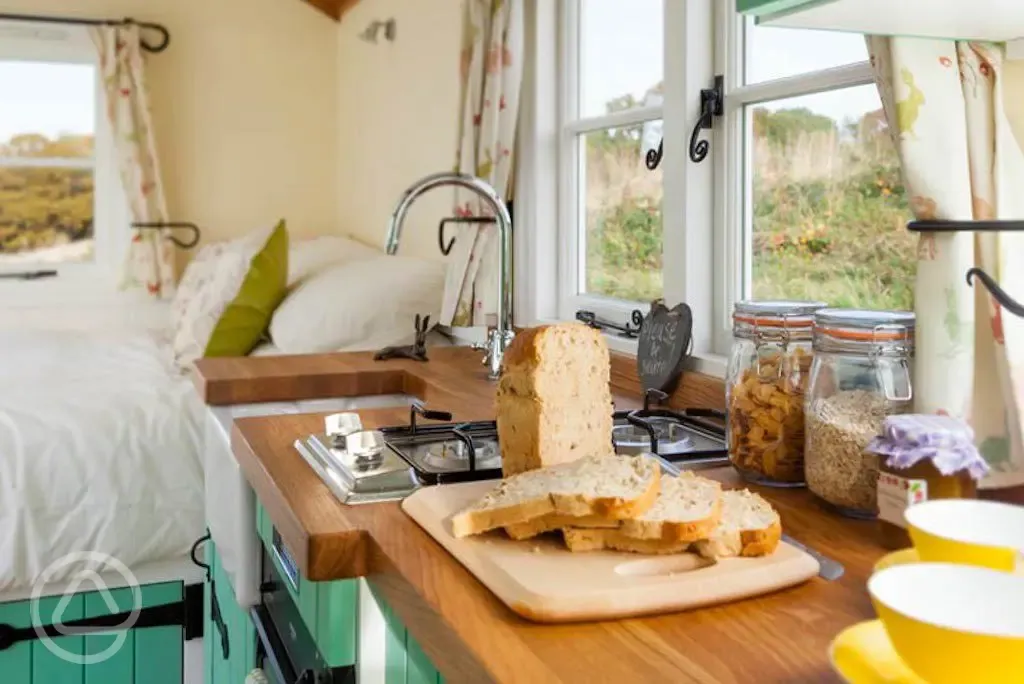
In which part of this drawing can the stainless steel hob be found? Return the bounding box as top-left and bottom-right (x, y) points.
(295, 397), (728, 506)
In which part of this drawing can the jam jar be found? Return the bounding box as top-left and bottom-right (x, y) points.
(726, 300), (826, 486)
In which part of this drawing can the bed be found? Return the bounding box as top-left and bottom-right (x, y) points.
(0, 325), (204, 595)
(0, 233), (451, 598)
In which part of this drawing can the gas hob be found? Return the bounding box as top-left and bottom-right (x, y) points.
(294, 400), (728, 505)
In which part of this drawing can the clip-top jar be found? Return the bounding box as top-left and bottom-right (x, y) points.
(727, 300), (826, 486)
(804, 309), (915, 518)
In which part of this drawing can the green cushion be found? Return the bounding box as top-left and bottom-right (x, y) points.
(204, 219), (289, 357)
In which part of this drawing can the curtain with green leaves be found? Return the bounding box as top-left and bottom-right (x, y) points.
(92, 24), (175, 299)
(442, 0), (523, 327)
(867, 37), (1024, 493)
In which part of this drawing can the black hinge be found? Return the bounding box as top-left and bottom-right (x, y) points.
(0, 585), (203, 652)
(575, 309), (645, 339)
(688, 74), (724, 164)
(210, 580), (230, 660)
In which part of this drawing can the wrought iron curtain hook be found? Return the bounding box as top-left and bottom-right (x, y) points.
(121, 17), (171, 53)
(688, 75), (724, 164)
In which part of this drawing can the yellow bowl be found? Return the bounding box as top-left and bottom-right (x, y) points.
(873, 548), (920, 573)
(868, 563), (1024, 684)
(829, 620), (925, 684)
(905, 499), (1024, 571)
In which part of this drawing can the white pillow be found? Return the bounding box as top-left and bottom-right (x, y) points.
(270, 255), (446, 354)
(288, 235), (380, 287)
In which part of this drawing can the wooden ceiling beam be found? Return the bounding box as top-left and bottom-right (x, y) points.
(303, 0), (360, 22)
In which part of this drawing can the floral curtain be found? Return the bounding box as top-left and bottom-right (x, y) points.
(92, 25), (176, 299)
(441, 0), (523, 327)
(867, 37), (1024, 494)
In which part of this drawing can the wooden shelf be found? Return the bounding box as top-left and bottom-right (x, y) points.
(304, 0), (360, 21)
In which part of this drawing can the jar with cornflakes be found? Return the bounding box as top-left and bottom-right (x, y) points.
(727, 300), (826, 487)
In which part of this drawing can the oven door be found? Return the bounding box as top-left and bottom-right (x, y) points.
(253, 542), (355, 684)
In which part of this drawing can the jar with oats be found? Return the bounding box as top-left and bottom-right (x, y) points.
(727, 300), (826, 487)
(804, 309), (915, 518)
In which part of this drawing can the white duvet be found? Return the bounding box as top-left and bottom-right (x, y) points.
(0, 328), (204, 592)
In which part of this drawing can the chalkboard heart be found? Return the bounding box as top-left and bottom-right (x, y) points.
(637, 300), (693, 396)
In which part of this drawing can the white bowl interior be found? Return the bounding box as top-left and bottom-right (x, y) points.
(869, 563), (1024, 638)
(904, 499), (1024, 550)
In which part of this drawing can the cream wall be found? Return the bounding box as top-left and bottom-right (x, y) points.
(4, 0), (340, 253)
(336, 0), (463, 258)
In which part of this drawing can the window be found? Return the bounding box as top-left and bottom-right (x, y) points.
(557, 0), (666, 322)
(713, 14), (915, 353)
(0, 21), (126, 294)
(522, 2), (915, 367)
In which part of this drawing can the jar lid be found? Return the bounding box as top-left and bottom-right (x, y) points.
(733, 300), (828, 328)
(814, 308), (915, 342)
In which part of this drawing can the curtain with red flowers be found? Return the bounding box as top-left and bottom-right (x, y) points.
(867, 38), (1024, 494)
(92, 25), (175, 299)
(441, 0), (523, 327)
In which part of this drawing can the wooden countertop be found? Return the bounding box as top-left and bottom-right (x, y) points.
(199, 347), (883, 683)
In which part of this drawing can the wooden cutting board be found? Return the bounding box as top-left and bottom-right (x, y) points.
(402, 480), (821, 623)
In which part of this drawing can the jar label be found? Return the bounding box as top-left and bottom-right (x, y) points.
(878, 472), (929, 528)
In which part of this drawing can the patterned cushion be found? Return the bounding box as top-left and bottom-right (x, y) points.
(172, 221), (288, 371)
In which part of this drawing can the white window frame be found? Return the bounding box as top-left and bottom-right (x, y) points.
(711, 6), (876, 356)
(0, 21), (129, 304)
(518, 1), (876, 375)
(518, 0), (719, 370)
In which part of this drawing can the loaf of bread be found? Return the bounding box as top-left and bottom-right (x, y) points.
(450, 453), (660, 538)
(496, 324), (614, 476)
(693, 489), (781, 559)
(618, 471), (722, 543)
(562, 528), (692, 555)
(504, 513), (619, 541)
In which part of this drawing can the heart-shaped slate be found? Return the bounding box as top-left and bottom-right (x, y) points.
(636, 300), (693, 396)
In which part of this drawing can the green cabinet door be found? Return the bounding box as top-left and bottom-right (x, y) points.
(204, 541), (256, 684)
(0, 582), (183, 684)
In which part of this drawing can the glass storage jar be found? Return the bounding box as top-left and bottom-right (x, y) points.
(804, 309), (915, 518)
(727, 300), (826, 487)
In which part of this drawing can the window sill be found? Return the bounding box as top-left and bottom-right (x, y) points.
(603, 333), (728, 379)
(523, 317), (728, 379)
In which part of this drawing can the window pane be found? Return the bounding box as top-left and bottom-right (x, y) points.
(0, 167), (95, 264)
(581, 122), (663, 302)
(579, 0), (662, 118)
(747, 85), (915, 310)
(745, 19), (869, 84)
(0, 61), (95, 157)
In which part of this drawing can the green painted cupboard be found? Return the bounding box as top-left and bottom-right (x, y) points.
(0, 581), (184, 684)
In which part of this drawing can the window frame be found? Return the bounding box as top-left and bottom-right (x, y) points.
(0, 21), (129, 300)
(711, 6), (877, 355)
(518, 0), (879, 374)
(555, 0), (667, 329)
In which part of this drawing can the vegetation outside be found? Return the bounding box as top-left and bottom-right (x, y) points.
(584, 98), (916, 311)
(0, 133), (95, 263)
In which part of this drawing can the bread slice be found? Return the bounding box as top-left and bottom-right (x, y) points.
(504, 513), (619, 541)
(450, 454), (660, 538)
(562, 528), (691, 555)
(497, 324), (615, 476)
(693, 489), (781, 559)
(618, 472), (723, 543)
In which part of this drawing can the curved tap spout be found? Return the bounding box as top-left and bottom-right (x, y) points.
(967, 268), (1024, 319)
(385, 172), (514, 379)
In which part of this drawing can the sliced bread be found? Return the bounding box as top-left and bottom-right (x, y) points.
(450, 453), (660, 538)
(497, 323), (615, 476)
(618, 472), (723, 543)
(562, 528), (691, 555)
(693, 489), (781, 559)
(504, 513), (619, 541)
